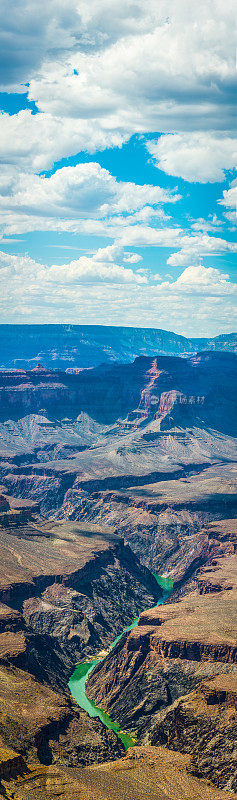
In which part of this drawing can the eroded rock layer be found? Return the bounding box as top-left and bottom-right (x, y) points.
(0, 352), (236, 432)
(0, 507), (160, 678)
(0, 351), (236, 798)
(0, 506), (162, 798)
(87, 522), (237, 792)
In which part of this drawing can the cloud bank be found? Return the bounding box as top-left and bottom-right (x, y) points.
(0, 0), (236, 333)
(0, 249), (235, 335)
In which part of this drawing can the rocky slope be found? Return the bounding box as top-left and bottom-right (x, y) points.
(87, 522), (237, 792)
(0, 500), (161, 798)
(1, 746), (236, 800)
(0, 660), (124, 770)
(0, 509), (134, 796)
(0, 503), (160, 674)
(1, 324), (236, 371)
(0, 517), (236, 799)
(0, 353), (236, 532)
(62, 462), (237, 580)
(149, 675), (237, 790)
(0, 356), (236, 588)
(0, 509), (236, 798)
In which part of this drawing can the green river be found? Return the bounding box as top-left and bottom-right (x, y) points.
(68, 574), (173, 750)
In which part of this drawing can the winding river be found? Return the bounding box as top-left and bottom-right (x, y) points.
(69, 575), (173, 750)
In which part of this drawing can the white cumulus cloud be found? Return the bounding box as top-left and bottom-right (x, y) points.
(165, 264), (235, 295)
(0, 0), (235, 177)
(0, 161), (180, 237)
(147, 133), (237, 183)
(166, 233), (236, 266)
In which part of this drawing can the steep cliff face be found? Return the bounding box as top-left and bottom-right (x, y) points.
(0, 519), (236, 799)
(149, 676), (237, 791)
(87, 581), (237, 734)
(0, 351), (236, 433)
(22, 539), (160, 665)
(0, 343), (236, 800)
(87, 529), (237, 791)
(0, 600), (74, 691)
(0, 507), (160, 675)
(0, 354), (236, 551)
(0, 583), (127, 790)
(59, 465), (237, 580)
(0, 507), (162, 795)
(0, 660), (125, 775)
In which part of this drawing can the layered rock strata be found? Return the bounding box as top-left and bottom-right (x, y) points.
(87, 528), (237, 791)
(0, 352), (236, 433)
(0, 509), (161, 797)
(149, 675), (237, 791)
(63, 465), (237, 580)
(0, 509), (160, 677)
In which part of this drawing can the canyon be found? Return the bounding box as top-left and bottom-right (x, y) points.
(0, 347), (236, 798)
(0, 505), (160, 674)
(1, 324), (236, 371)
(87, 523), (237, 793)
(0, 351), (236, 431)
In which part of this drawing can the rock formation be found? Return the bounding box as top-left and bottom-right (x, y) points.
(87, 523), (237, 792)
(0, 349), (236, 798)
(0, 501), (160, 674)
(0, 351), (236, 433)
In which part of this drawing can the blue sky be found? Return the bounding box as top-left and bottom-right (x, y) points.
(0, 0), (236, 335)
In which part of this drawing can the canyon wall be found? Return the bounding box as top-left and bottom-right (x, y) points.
(87, 521), (237, 792)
